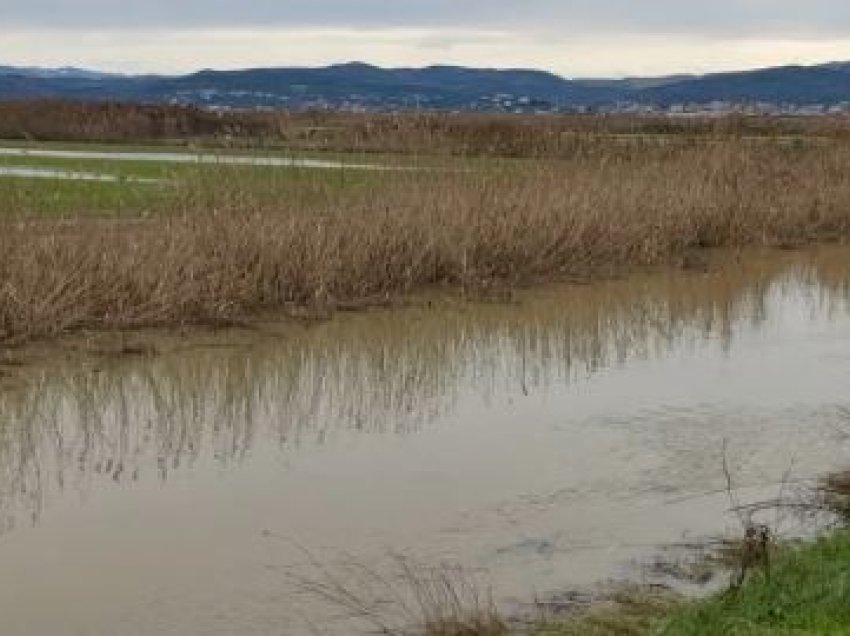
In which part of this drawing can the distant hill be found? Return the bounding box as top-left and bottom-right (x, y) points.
(0, 66), (118, 80)
(147, 63), (620, 107)
(642, 64), (850, 105)
(1, 61), (849, 110)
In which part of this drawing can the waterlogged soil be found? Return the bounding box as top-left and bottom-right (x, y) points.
(0, 247), (849, 635)
(0, 165), (160, 183)
(0, 146), (396, 171)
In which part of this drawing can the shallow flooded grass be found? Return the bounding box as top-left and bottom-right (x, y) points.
(534, 589), (678, 636)
(0, 152), (188, 179)
(0, 148), (383, 217)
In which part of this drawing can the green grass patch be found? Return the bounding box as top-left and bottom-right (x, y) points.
(658, 531), (850, 636)
(0, 143), (394, 217)
(0, 176), (170, 217)
(535, 532), (850, 636)
(0, 166), (376, 217)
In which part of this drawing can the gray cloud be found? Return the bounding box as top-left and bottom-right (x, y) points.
(2, 0), (850, 38)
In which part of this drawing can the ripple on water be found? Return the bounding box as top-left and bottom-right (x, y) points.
(0, 247), (848, 635)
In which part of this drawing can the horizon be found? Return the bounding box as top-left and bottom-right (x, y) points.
(4, 57), (850, 82)
(4, 1), (850, 78)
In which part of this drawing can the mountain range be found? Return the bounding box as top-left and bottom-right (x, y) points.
(1, 61), (849, 110)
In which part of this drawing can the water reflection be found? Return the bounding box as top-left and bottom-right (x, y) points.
(1, 248), (848, 535)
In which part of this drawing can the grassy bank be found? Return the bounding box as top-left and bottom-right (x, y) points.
(291, 528), (850, 635)
(1, 134), (850, 346)
(659, 531), (850, 635)
(534, 531), (850, 636)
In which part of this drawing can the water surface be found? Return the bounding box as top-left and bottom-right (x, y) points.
(0, 147), (392, 171)
(0, 165), (158, 182)
(0, 248), (849, 635)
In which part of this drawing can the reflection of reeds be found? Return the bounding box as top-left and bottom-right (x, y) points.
(0, 250), (848, 533)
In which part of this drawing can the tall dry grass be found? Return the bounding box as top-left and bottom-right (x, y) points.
(275, 111), (850, 158)
(1, 140), (849, 345)
(292, 553), (507, 636)
(0, 100), (271, 143)
(4, 100), (850, 156)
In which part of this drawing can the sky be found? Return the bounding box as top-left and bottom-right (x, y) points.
(2, 1), (850, 77)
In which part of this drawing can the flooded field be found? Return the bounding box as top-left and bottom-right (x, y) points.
(0, 165), (159, 183)
(0, 146), (391, 171)
(0, 247), (849, 635)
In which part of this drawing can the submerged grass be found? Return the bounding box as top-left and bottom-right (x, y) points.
(0, 153), (380, 217)
(0, 153), (187, 179)
(1, 133), (850, 345)
(534, 589), (679, 636)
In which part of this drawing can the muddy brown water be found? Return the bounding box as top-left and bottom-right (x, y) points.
(0, 247), (849, 635)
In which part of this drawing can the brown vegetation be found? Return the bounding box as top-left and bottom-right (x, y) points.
(3, 100), (850, 156)
(0, 100), (274, 143)
(1, 117), (850, 346)
(293, 553), (507, 636)
(274, 110), (850, 157)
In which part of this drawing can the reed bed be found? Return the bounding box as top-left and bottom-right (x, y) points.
(4, 100), (850, 157)
(274, 111), (850, 158)
(0, 100), (269, 143)
(1, 138), (850, 346)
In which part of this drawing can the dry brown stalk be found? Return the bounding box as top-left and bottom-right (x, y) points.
(1, 131), (850, 346)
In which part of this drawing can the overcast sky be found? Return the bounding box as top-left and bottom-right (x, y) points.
(3, 1), (850, 77)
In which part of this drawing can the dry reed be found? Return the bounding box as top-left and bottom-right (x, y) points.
(0, 100), (270, 143)
(1, 138), (850, 346)
(291, 553), (507, 636)
(4, 100), (850, 156)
